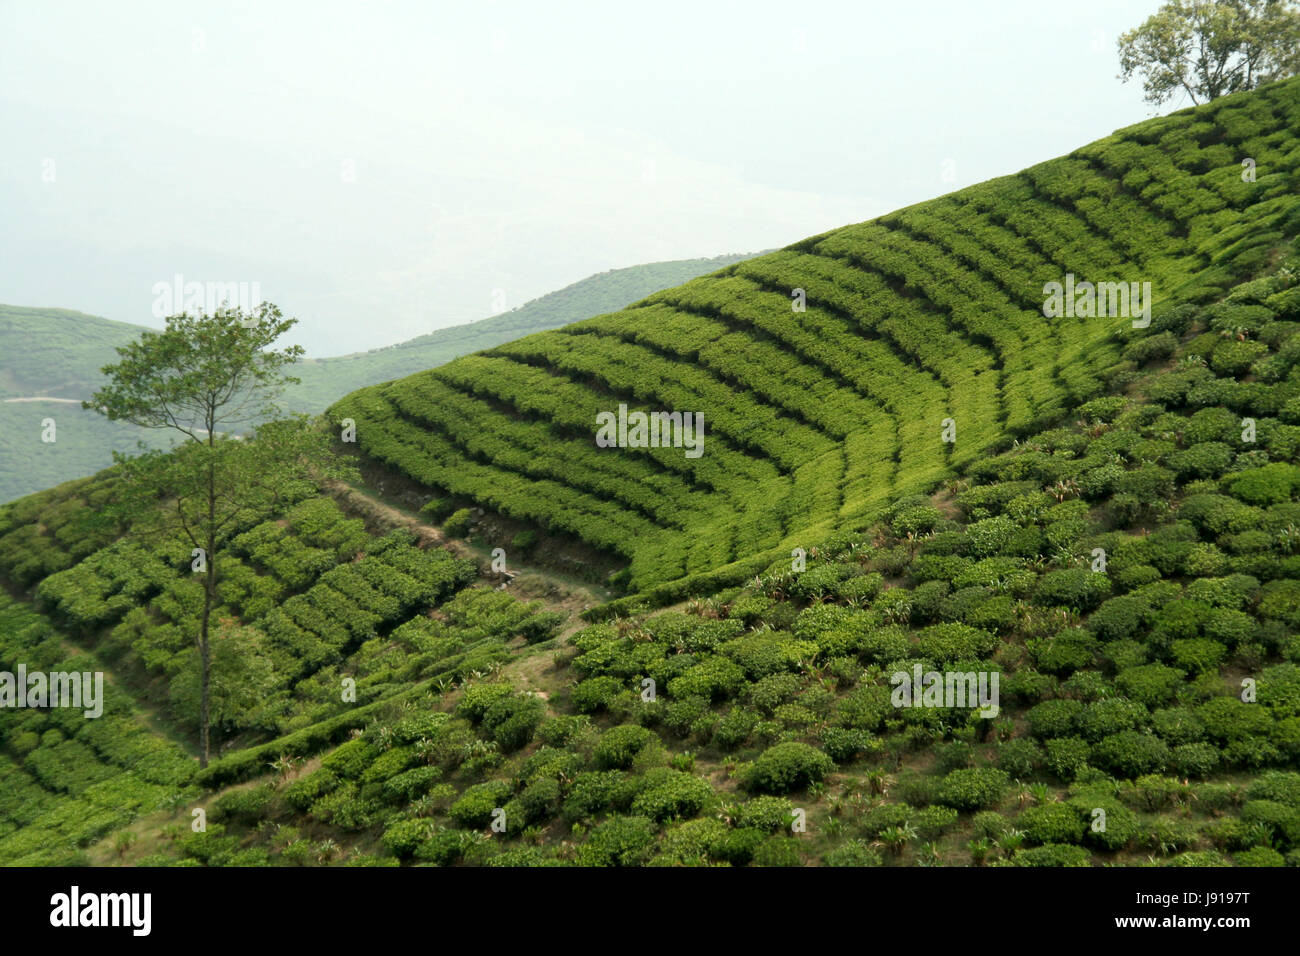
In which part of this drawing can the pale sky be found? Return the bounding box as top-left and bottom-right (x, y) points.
(1, 0), (1164, 355)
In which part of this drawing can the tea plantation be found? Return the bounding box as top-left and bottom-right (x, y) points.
(329, 75), (1300, 601)
(2, 77), (1300, 867)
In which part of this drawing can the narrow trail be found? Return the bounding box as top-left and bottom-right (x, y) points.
(2, 396), (83, 404)
(322, 478), (611, 637)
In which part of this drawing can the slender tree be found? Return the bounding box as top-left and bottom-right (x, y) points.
(86, 303), (354, 765)
(1118, 0), (1300, 106)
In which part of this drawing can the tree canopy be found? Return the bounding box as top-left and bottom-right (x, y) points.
(1118, 0), (1300, 106)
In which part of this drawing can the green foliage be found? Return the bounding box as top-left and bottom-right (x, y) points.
(936, 768), (1010, 811)
(594, 725), (657, 770)
(740, 743), (835, 794)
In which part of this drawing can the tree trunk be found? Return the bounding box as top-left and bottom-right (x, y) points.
(198, 450), (216, 769)
(199, 557), (212, 768)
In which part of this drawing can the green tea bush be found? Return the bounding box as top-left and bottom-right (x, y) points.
(1043, 738), (1092, 780)
(740, 742), (835, 794)
(935, 768), (1009, 811)
(1092, 731), (1169, 778)
(576, 815), (656, 867)
(448, 780), (512, 828)
(996, 739), (1044, 777)
(1019, 802), (1086, 845)
(823, 839), (882, 867)
(752, 834), (803, 867)
(630, 768), (713, 822)
(1008, 843), (1091, 867)
(731, 796), (796, 831)
(1034, 569), (1111, 611)
(594, 725), (656, 770)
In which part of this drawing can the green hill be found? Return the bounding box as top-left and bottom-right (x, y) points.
(0, 254), (758, 503)
(2, 77), (1300, 869)
(330, 77), (1300, 603)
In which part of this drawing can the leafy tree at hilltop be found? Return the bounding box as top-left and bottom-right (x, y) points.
(1118, 0), (1300, 106)
(86, 304), (355, 766)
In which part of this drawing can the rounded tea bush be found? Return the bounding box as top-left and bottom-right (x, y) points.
(594, 724), (656, 770)
(740, 742), (835, 794)
(1092, 731), (1170, 778)
(823, 839), (882, 867)
(576, 815), (657, 867)
(1019, 802), (1086, 845)
(1008, 843), (1091, 867)
(935, 767), (1010, 811)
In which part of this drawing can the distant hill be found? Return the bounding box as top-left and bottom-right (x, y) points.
(0, 253), (759, 502)
(284, 254), (759, 412)
(0, 305), (180, 504)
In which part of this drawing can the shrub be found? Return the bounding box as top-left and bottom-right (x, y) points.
(740, 742), (835, 794)
(1034, 569), (1111, 611)
(913, 804), (959, 840)
(651, 818), (728, 865)
(381, 818), (435, 859)
(630, 768), (714, 822)
(562, 771), (626, 821)
(916, 622), (998, 662)
(1026, 699), (1083, 739)
(935, 768), (1009, 811)
(714, 827), (766, 865)
(823, 839), (882, 867)
(594, 725), (656, 770)
(1246, 771), (1300, 806)
(320, 738), (377, 779)
(1240, 800), (1300, 846)
(1092, 732), (1169, 778)
(1229, 463), (1300, 507)
(210, 783), (275, 824)
(1233, 846), (1285, 867)
(414, 829), (467, 866)
(1009, 843), (1091, 867)
(1043, 738), (1092, 780)
(481, 695), (545, 753)
(1115, 664), (1184, 708)
(1122, 331), (1177, 365)
(577, 815), (657, 867)
(666, 656), (746, 702)
(442, 508), (473, 538)
(752, 835), (803, 867)
(819, 726), (875, 763)
(731, 795), (796, 832)
(1169, 638), (1227, 674)
(713, 707), (759, 750)
(996, 739), (1044, 778)
(448, 780), (512, 828)
(571, 676), (625, 714)
(1020, 802), (1086, 845)
(1079, 800), (1140, 851)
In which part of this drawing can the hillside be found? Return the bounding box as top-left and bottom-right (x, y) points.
(286, 254), (761, 411)
(331, 77), (1300, 605)
(0, 253), (758, 503)
(2, 77), (1300, 869)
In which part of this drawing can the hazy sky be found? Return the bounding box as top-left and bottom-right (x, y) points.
(1, 0), (1166, 355)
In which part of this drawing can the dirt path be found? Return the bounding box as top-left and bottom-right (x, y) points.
(2, 396), (83, 404)
(323, 479), (610, 633)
